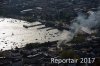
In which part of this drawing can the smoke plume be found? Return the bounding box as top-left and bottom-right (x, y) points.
(57, 9), (100, 48)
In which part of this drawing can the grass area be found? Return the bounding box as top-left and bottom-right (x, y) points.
(69, 34), (86, 44)
(60, 49), (80, 59)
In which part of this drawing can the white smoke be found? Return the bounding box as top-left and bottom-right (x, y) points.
(70, 10), (100, 35)
(57, 9), (100, 48)
(77, 11), (98, 28)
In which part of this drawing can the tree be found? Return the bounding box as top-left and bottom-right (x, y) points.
(24, 43), (39, 50)
(60, 49), (79, 59)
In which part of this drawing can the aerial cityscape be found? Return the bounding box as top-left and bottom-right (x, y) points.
(0, 0), (100, 66)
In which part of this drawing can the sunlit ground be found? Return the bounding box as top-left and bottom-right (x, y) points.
(0, 18), (71, 51)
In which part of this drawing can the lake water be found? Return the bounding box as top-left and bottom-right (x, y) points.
(0, 18), (72, 51)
